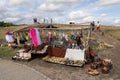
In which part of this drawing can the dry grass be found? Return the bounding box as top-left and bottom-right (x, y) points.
(109, 31), (120, 41)
(101, 26), (120, 41)
(0, 26), (25, 39)
(101, 26), (120, 31)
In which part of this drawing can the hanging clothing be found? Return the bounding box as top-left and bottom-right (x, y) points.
(5, 35), (15, 43)
(20, 34), (26, 43)
(17, 34), (21, 41)
(16, 36), (20, 46)
(52, 31), (56, 45)
(65, 34), (68, 41)
(24, 33), (29, 41)
(35, 28), (42, 45)
(59, 33), (63, 39)
(5, 32), (14, 43)
(80, 33), (83, 38)
(48, 32), (52, 40)
(76, 36), (82, 46)
(52, 31), (56, 38)
(48, 32), (52, 46)
(71, 33), (76, 40)
(30, 28), (41, 47)
(46, 36), (49, 45)
(68, 40), (72, 48)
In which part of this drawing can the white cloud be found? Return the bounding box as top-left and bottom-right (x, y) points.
(0, 0), (6, 7)
(100, 13), (107, 17)
(69, 10), (89, 19)
(91, 0), (120, 10)
(38, 0), (81, 11)
(0, 0), (7, 11)
(3, 17), (20, 22)
(9, 0), (34, 7)
(38, 3), (62, 11)
(47, 0), (81, 4)
(0, 0), (120, 26)
(114, 19), (120, 24)
(82, 16), (95, 22)
(96, 0), (120, 7)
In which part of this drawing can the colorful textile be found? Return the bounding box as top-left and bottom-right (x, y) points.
(71, 34), (76, 40)
(24, 34), (29, 41)
(5, 34), (14, 43)
(17, 34), (21, 41)
(52, 31), (56, 38)
(30, 28), (40, 47)
(47, 32), (52, 45)
(35, 28), (42, 45)
(16, 36), (20, 46)
(21, 35), (26, 42)
(5, 32), (14, 43)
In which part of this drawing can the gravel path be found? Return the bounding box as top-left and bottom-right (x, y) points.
(0, 58), (51, 80)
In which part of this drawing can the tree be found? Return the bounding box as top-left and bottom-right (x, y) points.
(0, 21), (14, 27)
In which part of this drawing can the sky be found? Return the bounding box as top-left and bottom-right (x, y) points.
(0, 0), (120, 26)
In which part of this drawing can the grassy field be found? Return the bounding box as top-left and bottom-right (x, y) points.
(0, 46), (17, 59)
(0, 26), (25, 59)
(101, 26), (120, 41)
(0, 26), (25, 39)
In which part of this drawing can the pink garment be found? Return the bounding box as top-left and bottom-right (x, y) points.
(30, 28), (38, 47)
(35, 28), (42, 45)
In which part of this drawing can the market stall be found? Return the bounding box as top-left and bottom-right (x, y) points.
(11, 24), (113, 76)
(12, 24), (89, 65)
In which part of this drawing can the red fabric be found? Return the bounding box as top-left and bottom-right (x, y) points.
(96, 27), (100, 31)
(90, 50), (95, 57)
(6, 32), (12, 35)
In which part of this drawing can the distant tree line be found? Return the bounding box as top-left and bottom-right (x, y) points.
(0, 21), (15, 27)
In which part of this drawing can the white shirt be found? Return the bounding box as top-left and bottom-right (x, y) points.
(96, 23), (100, 27)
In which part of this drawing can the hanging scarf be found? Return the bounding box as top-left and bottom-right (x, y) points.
(71, 33), (76, 40)
(21, 34), (26, 42)
(30, 28), (41, 47)
(24, 33), (29, 41)
(35, 28), (42, 45)
(5, 33), (14, 43)
(30, 28), (38, 47)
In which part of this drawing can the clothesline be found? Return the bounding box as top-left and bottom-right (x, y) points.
(14, 27), (89, 33)
(39, 27), (89, 30)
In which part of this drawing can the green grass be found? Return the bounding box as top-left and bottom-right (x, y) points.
(0, 46), (16, 59)
(0, 26), (25, 59)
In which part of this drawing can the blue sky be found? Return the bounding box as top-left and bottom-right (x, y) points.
(0, 0), (120, 26)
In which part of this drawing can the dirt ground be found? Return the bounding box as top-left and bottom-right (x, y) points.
(11, 31), (120, 80)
